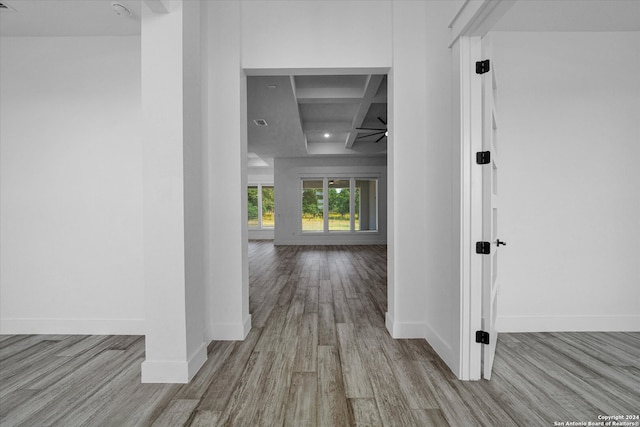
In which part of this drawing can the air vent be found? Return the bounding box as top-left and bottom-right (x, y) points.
(0, 1), (17, 12)
(253, 119), (268, 127)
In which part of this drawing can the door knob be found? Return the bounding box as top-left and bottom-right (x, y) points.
(496, 239), (506, 247)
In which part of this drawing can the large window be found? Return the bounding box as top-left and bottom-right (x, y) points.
(301, 177), (377, 233)
(248, 184), (274, 229)
(248, 186), (259, 227)
(328, 179), (350, 231)
(261, 186), (274, 227)
(355, 179), (377, 231)
(301, 180), (324, 231)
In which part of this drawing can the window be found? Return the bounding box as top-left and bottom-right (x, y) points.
(261, 186), (274, 228)
(301, 177), (378, 233)
(355, 179), (377, 231)
(328, 179), (350, 231)
(248, 184), (274, 229)
(248, 186), (259, 227)
(301, 179), (324, 231)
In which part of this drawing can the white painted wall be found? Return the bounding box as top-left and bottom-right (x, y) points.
(204, 1), (251, 341)
(241, 0), (392, 71)
(493, 31), (640, 332)
(0, 36), (144, 335)
(140, 1), (207, 383)
(387, 1), (461, 378)
(238, 0), (462, 376)
(273, 157), (387, 245)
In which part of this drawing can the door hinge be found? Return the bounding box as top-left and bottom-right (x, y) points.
(476, 151), (491, 165)
(476, 241), (490, 254)
(476, 59), (490, 74)
(476, 330), (490, 345)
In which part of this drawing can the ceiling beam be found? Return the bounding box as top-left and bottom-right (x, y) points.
(297, 95), (386, 104)
(345, 74), (384, 149)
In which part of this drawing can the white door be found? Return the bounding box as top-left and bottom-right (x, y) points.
(480, 35), (502, 380)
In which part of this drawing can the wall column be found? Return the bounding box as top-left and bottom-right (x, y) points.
(203, 1), (251, 340)
(141, 0), (207, 383)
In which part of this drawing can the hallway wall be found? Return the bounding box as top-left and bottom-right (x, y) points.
(493, 31), (640, 332)
(0, 36), (144, 334)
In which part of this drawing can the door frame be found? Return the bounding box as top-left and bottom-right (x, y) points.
(450, 0), (515, 380)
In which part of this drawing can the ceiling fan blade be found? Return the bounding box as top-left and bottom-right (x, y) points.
(356, 131), (385, 140)
(356, 127), (386, 131)
(375, 134), (386, 143)
(378, 117), (387, 126)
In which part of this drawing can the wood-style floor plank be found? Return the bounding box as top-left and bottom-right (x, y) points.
(317, 345), (351, 427)
(1, 242), (638, 427)
(284, 372), (317, 427)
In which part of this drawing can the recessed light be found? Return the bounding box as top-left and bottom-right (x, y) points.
(267, 84), (277, 89)
(254, 119), (268, 126)
(324, 133), (330, 138)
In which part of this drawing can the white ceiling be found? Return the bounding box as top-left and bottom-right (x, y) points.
(0, 0), (141, 36)
(247, 74), (388, 167)
(493, 0), (640, 32)
(1, 0), (637, 37)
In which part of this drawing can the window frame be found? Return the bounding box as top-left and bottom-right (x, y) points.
(247, 183), (275, 229)
(300, 175), (379, 234)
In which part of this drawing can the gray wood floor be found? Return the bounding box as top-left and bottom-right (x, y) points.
(1, 242), (638, 426)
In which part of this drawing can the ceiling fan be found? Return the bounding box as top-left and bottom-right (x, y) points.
(356, 117), (388, 143)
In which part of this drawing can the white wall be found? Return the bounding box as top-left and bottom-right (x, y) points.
(238, 0), (462, 376)
(0, 36), (144, 335)
(204, 1), (252, 341)
(241, 0), (392, 71)
(274, 157), (387, 245)
(493, 31), (640, 332)
(140, 1), (208, 383)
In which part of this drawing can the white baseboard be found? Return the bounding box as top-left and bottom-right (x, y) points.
(0, 318), (145, 335)
(141, 341), (208, 384)
(496, 315), (640, 333)
(187, 341), (208, 381)
(208, 314), (252, 341)
(424, 321), (454, 368)
(385, 312), (424, 338)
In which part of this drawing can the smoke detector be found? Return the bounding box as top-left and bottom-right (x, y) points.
(111, 2), (131, 17)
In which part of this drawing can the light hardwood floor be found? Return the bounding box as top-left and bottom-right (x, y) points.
(1, 242), (638, 426)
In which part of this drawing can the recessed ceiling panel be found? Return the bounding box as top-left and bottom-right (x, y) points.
(306, 131), (350, 144)
(299, 103), (360, 123)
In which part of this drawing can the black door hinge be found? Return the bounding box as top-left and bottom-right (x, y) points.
(476, 59), (490, 75)
(476, 241), (490, 254)
(476, 330), (490, 344)
(476, 151), (491, 165)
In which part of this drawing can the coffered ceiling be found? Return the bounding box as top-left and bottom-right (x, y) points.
(247, 74), (388, 167)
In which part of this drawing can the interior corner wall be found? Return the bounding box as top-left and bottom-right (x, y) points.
(204, 0), (251, 341)
(0, 36), (144, 335)
(273, 157), (387, 245)
(387, 1), (459, 373)
(493, 31), (640, 332)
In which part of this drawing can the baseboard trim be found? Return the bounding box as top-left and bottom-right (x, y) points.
(496, 315), (640, 333)
(208, 314), (252, 341)
(385, 313), (424, 338)
(0, 318), (145, 335)
(187, 342), (208, 381)
(424, 321), (454, 369)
